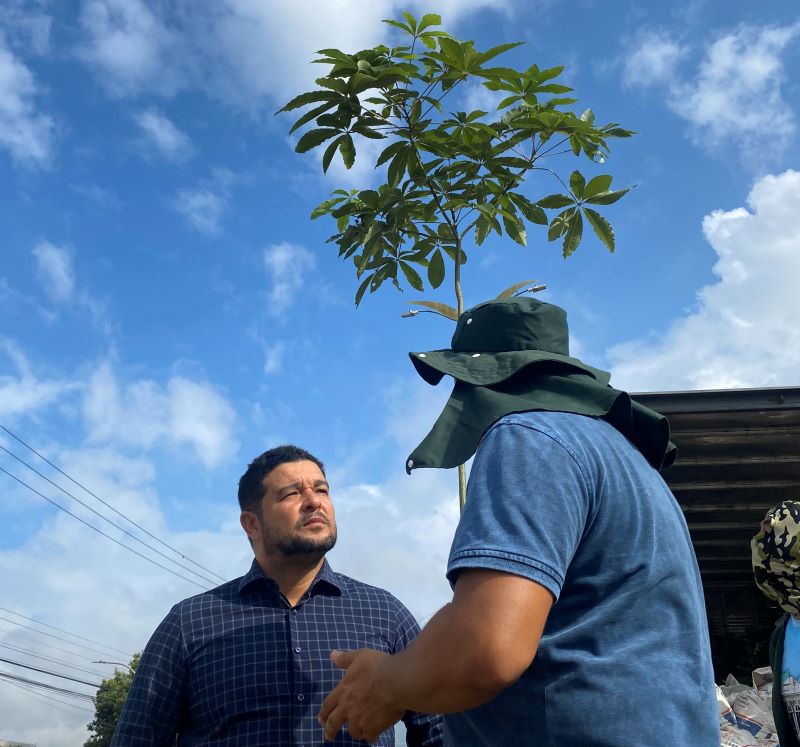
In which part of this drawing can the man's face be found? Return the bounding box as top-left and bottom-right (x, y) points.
(247, 459), (337, 558)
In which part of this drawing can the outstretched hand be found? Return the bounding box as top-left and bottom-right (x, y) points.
(319, 648), (405, 743)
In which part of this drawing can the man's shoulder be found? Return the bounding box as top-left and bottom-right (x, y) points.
(332, 571), (408, 610)
(170, 576), (243, 615)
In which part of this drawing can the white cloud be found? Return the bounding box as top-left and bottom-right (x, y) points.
(82, 362), (239, 468)
(76, 0), (510, 108)
(172, 169), (235, 236)
(0, 338), (70, 420)
(622, 30), (687, 87)
(77, 0), (185, 97)
(609, 169), (800, 391)
(32, 241), (74, 304)
(172, 187), (226, 235)
(0, 0), (53, 55)
(624, 23), (800, 163)
(263, 342), (285, 375)
(262, 242), (316, 317)
(70, 182), (123, 210)
(134, 108), (193, 161)
(0, 40), (54, 166)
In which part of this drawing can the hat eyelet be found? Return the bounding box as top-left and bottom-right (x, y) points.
(407, 459), (414, 469)
(418, 353), (426, 358)
(466, 318), (473, 325)
(472, 353), (481, 358)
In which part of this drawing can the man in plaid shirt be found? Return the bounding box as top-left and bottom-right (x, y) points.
(112, 444), (442, 746)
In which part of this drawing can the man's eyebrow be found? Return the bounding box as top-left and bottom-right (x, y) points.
(276, 479), (329, 494)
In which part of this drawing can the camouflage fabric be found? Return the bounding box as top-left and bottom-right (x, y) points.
(751, 500), (800, 615)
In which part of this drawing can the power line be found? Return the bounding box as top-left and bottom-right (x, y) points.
(0, 423), (227, 583)
(0, 622), (128, 664)
(0, 641), (110, 679)
(0, 669), (96, 702)
(0, 616), (130, 660)
(0, 605), (131, 658)
(1, 677), (94, 714)
(0, 657), (102, 688)
(0, 444), (219, 587)
(0, 466), (211, 590)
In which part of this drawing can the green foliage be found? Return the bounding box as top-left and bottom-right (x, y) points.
(84, 654), (141, 747)
(279, 12), (634, 306)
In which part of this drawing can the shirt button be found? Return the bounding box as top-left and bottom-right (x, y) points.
(294, 646), (302, 653)
(297, 693), (304, 701)
(291, 608), (298, 615)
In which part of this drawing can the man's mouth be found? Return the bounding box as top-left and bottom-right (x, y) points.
(302, 515), (329, 528)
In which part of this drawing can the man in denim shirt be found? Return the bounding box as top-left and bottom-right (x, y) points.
(319, 298), (718, 746)
(112, 444), (442, 746)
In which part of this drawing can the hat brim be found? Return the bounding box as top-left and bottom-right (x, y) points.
(409, 349), (610, 388)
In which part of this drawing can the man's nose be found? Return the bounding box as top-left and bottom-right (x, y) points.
(302, 488), (323, 509)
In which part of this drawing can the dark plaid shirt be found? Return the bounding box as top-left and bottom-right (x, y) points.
(112, 559), (442, 747)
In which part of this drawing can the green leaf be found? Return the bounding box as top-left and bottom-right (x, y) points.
(351, 126), (386, 140)
(508, 192), (547, 224)
(569, 170), (586, 199)
(474, 215), (490, 246)
(387, 150), (407, 187)
(321, 135), (344, 173)
(295, 127), (339, 153)
(376, 140), (406, 167)
(288, 101), (338, 134)
(278, 90), (339, 113)
(562, 210), (584, 257)
(340, 134), (356, 168)
(427, 249), (445, 288)
(407, 300), (459, 320)
(585, 188), (631, 205)
(538, 193), (574, 209)
(477, 41), (524, 65)
(503, 214), (527, 246)
(355, 274), (373, 306)
(584, 208), (615, 252)
(496, 279), (538, 299)
(383, 18), (413, 34)
(310, 194), (346, 219)
(442, 244), (467, 265)
(400, 261), (425, 291)
(417, 13), (441, 31)
(582, 175), (613, 199)
(439, 37), (465, 67)
(401, 11), (418, 33)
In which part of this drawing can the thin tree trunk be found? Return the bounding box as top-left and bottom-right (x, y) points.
(454, 236), (467, 512)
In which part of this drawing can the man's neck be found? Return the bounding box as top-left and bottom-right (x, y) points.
(257, 553), (326, 607)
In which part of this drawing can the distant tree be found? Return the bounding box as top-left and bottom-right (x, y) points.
(84, 653), (140, 747)
(281, 12), (633, 507)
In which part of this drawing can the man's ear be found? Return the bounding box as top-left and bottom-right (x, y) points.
(240, 510), (259, 542)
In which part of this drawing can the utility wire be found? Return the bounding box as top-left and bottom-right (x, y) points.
(0, 466), (210, 590)
(0, 605), (131, 658)
(0, 657), (102, 688)
(0, 616), (131, 660)
(0, 669), (96, 701)
(0, 622), (127, 664)
(1, 677), (94, 714)
(0, 444), (219, 587)
(0, 641), (110, 679)
(0, 424), (227, 583)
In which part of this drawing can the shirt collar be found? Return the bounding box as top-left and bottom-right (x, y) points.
(237, 557), (343, 598)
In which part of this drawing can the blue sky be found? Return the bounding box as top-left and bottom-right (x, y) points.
(1, 1), (799, 743)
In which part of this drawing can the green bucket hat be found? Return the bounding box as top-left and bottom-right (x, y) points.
(406, 296), (677, 473)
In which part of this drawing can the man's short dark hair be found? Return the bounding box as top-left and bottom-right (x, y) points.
(238, 445), (325, 511)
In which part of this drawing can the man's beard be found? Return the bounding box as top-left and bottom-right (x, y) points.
(259, 514), (337, 557)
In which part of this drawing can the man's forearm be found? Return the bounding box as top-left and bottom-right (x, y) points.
(379, 602), (510, 715)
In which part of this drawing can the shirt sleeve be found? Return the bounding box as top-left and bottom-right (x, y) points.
(447, 418), (592, 600)
(391, 602), (444, 747)
(111, 605), (187, 747)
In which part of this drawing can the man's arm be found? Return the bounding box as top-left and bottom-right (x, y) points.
(320, 568), (552, 742)
(111, 607), (187, 747)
